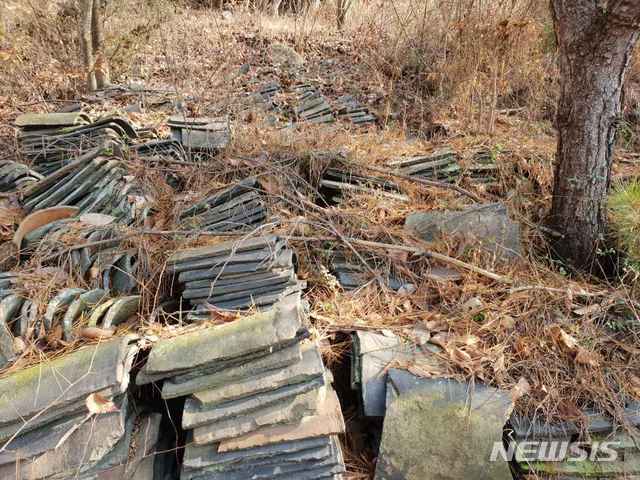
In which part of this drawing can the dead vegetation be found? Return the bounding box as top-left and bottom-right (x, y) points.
(2, 0), (640, 478)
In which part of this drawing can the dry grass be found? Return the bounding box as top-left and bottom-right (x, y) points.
(2, 3), (640, 479)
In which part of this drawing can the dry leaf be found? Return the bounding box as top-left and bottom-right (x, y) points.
(85, 393), (118, 415)
(550, 325), (578, 351)
(629, 375), (640, 399)
(493, 353), (506, 376)
(514, 337), (532, 358)
(205, 305), (239, 324)
(80, 327), (115, 340)
(429, 332), (451, 350)
(575, 347), (600, 368)
(511, 377), (531, 402)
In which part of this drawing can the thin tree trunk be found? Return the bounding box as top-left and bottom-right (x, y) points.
(549, 0), (640, 270)
(336, 0), (351, 29)
(92, 0), (110, 89)
(80, 0), (97, 91)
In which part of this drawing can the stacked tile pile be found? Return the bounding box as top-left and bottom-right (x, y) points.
(468, 148), (500, 184)
(18, 213), (140, 294)
(166, 235), (304, 321)
(179, 177), (268, 233)
(335, 94), (377, 126)
(320, 167), (408, 204)
(20, 149), (153, 224)
(0, 336), (165, 479)
(330, 251), (413, 292)
(168, 116), (231, 151)
(389, 148), (499, 185)
(388, 149), (461, 183)
(136, 294), (346, 480)
(0, 161), (43, 193)
(252, 81), (282, 111)
(294, 84), (335, 124)
(16, 113), (136, 174)
(132, 138), (187, 163)
(510, 405), (640, 478)
(0, 283), (140, 366)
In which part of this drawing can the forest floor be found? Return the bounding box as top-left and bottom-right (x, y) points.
(2, 3), (640, 478)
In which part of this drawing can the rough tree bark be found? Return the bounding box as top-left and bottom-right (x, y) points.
(549, 1), (640, 269)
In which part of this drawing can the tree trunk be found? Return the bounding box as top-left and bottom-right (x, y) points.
(549, 1), (640, 270)
(92, 0), (110, 89)
(80, 0), (97, 91)
(336, 0), (351, 29)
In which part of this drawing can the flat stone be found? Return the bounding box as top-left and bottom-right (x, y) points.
(373, 369), (513, 480)
(405, 203), (521, 262)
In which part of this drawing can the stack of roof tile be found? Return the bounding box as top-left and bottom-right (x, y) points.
(136, 294), (346, 480)
(0, 284), (140, 359)
(468, 148), (499, 184)
(294, 84), (335, 124)
(335, 95), (377, 126)
(388, 149), (461, 183)
(0, 161), (43, 193)
(16, 113), (136, 175)
(18, 214), (139, 294)
(0, 336), (165, 479)
(252, 81), (282, 111)
(510, 405), (640, 479)
(320, 168), (408, 204)
(179, 178), (268, 233)
(330, 251), (413, 292)
(166, 236), (303, 321)
(168, 116), (231, 152)
(21, 150), (153, 224)
(132, 138), (187, 163)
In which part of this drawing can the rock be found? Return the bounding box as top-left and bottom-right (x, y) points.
(374, 369), (513, 480)
(270, 42), (304, 67)
(405, 202), (521, 262)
